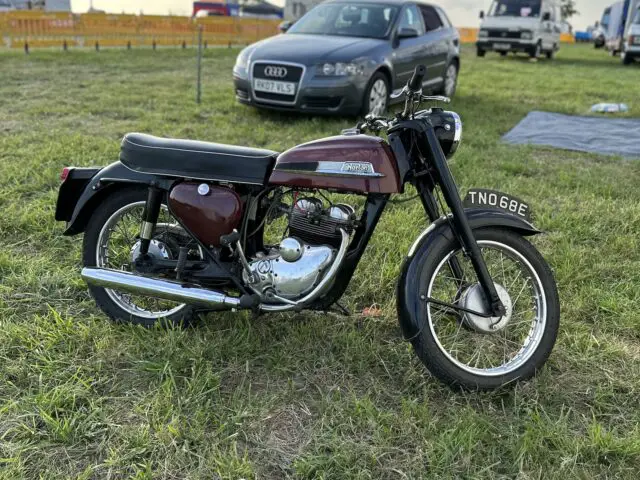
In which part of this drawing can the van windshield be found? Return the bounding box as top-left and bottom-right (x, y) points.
(634, 8), (640, 25)
(488, 0), (542, 18)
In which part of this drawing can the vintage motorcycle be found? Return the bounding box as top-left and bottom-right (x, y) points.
(56, 65), (559, 390)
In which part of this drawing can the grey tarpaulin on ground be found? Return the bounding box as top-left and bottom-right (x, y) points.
(502, 111), (640, 159)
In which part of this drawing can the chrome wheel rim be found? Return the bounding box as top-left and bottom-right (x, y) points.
(96, 201), (197, 319)
(426, 240), (546, 377)
(368, 79), (388, 116)
(444, 64), (457, 97)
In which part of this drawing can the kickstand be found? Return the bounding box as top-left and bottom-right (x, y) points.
(333, 301), (351, 316)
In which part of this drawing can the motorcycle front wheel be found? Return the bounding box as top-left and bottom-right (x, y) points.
(408, 228), (559, 391)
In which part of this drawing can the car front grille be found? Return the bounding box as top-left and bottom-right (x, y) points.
(252, 62), (303, 104)
(487, 30), (522, 39)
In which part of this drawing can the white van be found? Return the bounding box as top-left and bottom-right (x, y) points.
(622, 3), (640, 64)
(476, 0), (562, 59)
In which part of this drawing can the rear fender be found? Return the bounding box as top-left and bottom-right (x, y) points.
(62, 161), (175, 235)
(397, 208), (542, 340)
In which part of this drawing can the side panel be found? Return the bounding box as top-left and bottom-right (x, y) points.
(268, 135), (401, 194)
(397, 209), (541, 340)
(168, 182), (243, 247)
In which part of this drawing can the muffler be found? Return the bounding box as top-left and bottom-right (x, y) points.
(81, 268), (255, 309)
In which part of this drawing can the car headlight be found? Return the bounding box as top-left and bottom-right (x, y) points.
(233, 49), (250, 78)
(478, 30), (488, 38)
(318, 62), (364, 76)
(521, 31), (533, 40)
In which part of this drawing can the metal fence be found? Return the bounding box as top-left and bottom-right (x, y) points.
(0, 11), (574, 50)
(0, 11), (281, 49)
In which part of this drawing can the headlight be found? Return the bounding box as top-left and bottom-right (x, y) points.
(478, 30), (488, 38)
(318, 62), (364, 76)
(233, 49), (250, 78)
(521, 31), (533, 40)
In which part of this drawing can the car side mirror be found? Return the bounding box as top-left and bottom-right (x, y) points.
(479, 10), (485, 19)
(542, 12), (551, 21)
(397, 27), (419, 39)
(279, 20), (293, 33)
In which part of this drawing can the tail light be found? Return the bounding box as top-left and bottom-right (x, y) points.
(60, 167), (72, 182)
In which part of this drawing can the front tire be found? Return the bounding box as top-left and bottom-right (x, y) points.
(477, 47), (486, 57)
(530, 42), (541, 59)
(622, 52), (633, 65)
(82, 189), (198, 327)
(405, 228), (560, 391)
(362, 72), (389, 117)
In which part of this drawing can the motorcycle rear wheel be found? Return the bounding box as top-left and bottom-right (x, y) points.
(409, 228), (559, 391)
(82, 189), (198, 327)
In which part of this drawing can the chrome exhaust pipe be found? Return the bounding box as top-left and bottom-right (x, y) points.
(82, 268), (244, 309)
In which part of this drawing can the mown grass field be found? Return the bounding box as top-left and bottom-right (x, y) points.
(1, 44), (639, 479)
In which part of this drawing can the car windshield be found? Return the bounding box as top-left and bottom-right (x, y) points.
(488, 0), (541, 18)
(287, 3), (399, 39)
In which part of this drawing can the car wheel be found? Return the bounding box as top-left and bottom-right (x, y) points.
(439, 62), (458, 98)
(363, 72), (389, 117)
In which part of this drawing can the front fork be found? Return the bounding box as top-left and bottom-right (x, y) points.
(419, 127), (506, 318)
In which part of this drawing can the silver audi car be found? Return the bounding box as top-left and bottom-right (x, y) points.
(233, 0), (460, 116)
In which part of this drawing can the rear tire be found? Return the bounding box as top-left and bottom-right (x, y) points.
(436, 61), (458, 98)
(82, 189), (197, 327)
(406, 228), (560, 391)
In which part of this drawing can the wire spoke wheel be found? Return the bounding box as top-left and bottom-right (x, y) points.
(427, 240), (546, 377)
(96, 201), (199, 319)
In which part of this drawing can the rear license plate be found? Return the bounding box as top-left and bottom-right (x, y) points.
(493, 43), (510, 50)
(463, 189), (532, 222)
(253, 78), (296, 96)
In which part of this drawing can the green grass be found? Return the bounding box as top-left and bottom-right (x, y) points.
(1, 44), (640, 478)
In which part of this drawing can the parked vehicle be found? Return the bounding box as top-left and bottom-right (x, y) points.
(598, 2), (624, 53)
(476, 0), (562, 59)
(233, 0), (460, 116)
(605, 0), (640, 57)
(56, 65), (560, 391)
(622, 2), (640, 63)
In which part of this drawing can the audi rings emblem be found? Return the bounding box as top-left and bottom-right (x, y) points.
(264, 66), (288, 78)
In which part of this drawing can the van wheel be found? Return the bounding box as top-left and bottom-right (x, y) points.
(477, 47), (486, 57)
(545, 48), (555, 60)
(530, 42), (541, 59)
(500, 51), (508, 57)
(622, 52), (633, 65)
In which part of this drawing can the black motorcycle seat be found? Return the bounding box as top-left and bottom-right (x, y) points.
(120, 133), (278, 185)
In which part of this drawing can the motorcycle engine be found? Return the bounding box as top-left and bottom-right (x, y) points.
(244, 196), (356, 302)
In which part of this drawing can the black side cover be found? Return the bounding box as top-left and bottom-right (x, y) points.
(120, 133), (278, 185)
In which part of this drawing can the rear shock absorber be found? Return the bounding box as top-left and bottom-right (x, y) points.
(138, 185), (163, 256)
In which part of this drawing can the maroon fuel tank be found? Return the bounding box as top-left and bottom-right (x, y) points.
(268, 134), (401, 194)
(168, 182), (243, 247)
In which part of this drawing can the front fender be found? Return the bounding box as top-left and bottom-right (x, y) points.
(397, 209), (541, 340)
(64, 161), (175, 235)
